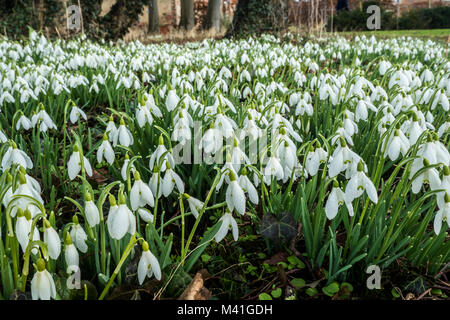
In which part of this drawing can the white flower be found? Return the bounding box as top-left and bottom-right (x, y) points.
(31, 107), (57, 132)
(84, 194), (100, 227)
(1, 143), (33, 171)
(44, 222), (61, 260)
(226, 172), (246, 215)
(149, 167), (163, 199)
(15, 208), (40, 253)
(306, 146), (328, 176)
(105, 116), (117, 140)
(200, 127), (223, 154)
(433, 193), (450, 235)
(238, 170), (259, 205)
(166, 89), (179, 111)
(107, 194), (136, 240)
(384, 129), (410, 161)
(16, 114), (32, 130)
(185, 194), (204, 219)
(97, 134), (115, 165)
(326, 182), (354, 219)
(410, 158), (441, 194)
(31, 259), (56, 300)
(67, 145), (93, 180)
(138, 242), (161, 284)
(149, 137), (175, 172)
(69, 106), (87, 124)
(64, 234), (79, 268)
(344, 163), (378, 205)
(263, 156), (284, 185)
(130, 171), (154, 210)
(121, 154), (136, 181)
(137, 208), (154, 223)
(70, 217), (88, 253)
(0, 129), (6, 143)
(112, 118), (134, 147)
(162, 166), (184, 197)
(215, 212), (239, 243)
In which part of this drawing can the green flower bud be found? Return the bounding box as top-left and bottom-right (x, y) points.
(142, 241), (149, 252)
(109, 194), (117, 207)
(357, 161), (364, 172)
(37, 258), (46, 272)
(118, 191), (126, 205)
(65, 233), (73, 245)
(72, 215), (79, 224)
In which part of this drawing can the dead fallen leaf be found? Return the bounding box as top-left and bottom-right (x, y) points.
(178, 270), (211, 300)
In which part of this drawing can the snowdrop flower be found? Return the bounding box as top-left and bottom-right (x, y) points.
(64, 233), (79, 268)
(105, 115), (117, 141)
(0, 128), (6, 143)
(328, 138), (363, 179)
(437, 121), (449, 138)
(16, 113), (32, 131)
(410, 158), (441, 194)
(149, 166), (163, 199)
(97, 133), (115, 165)
(226, 171), (246, 215)
(200, 126), (223, 154)
(107, 193), (136, 240)
(31, 105), (57, 132)
(67, 144), (93, 180)
(43, 220), (61, 260)
(31, 258), (56, 300)
(215, 211), (239, 243)
(9, 172), (43, 218)
(70, 215), (88, 253)
(171, 112), (192, 145)
(69, 106), (87, 124)
(384, 129), (410, 161)
(138, 241), (161, 284)
(184, 194), (204, 219)
(306, 145), (328, 176)
(276, 139), (297, 174)
(84, 193), (100, 227)
(345, 161), (378, 204)
(149, 136), (175, 172)
(121, 153), (136, 181)
(433, 193), (450, 235)
(1, 142), (33, 170)
(137, 208), (154, 224)
(130, 171), (154, 210)
(15, 208), (40, 253)
(112, 118), (134, 147)
(162, 164), (184, 197)
(263, 154), (284, 185)
(325, 181), (354, 219)
(165, 89), (179, 111)
(238, 168), (258, 205)
(437, 166), (450, 210)
(230, 138), (250, 172)
(431, 89), (449, 111)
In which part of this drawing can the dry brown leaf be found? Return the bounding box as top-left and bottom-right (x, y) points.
(178, 270), (211, 300)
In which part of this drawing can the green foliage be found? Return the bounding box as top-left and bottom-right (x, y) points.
(330, 4), (450, 32)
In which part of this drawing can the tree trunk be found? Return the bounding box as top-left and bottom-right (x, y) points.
(225, 0), (288, 38)
(148, 0), (159, 33)
(204, 0), (222, 32)
(180, 0), (195, 31)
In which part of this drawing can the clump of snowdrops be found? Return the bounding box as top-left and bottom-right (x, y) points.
(0, 30), (448, 299)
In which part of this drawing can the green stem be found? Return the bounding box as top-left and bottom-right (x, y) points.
(98, 235), (137, 300)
